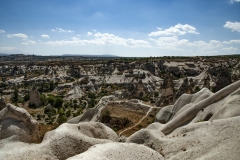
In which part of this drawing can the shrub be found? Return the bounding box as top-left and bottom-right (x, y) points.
(73, 99), (78, 104)
(123, 117), (130, 127)
(47, 96), (55, 106)
(58, 107), (65, 116)
(37, 114), (41, 120)
(88, 98), (97, 108)
(11, 86), (19, 102)
(88, 92), (96, 99)
(72, 108), (82, 117)
(101, 110), (111, 123)
(64, 102), (70, 108)
(66, 109), (71, 117)
(54, 97), (63, 108)
(40, 94), (47, 106)
(24, 93), (30, 102)
(58, 115), (67, 124)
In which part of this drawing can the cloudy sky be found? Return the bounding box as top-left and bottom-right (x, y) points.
(0, 0), (240, 57)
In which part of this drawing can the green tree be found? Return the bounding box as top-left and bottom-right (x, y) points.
(12, 86), (19, 102)
(58, 107), (65, 116)
(58, 115), (67, 124)
(40, 94), (47, 106)
(47, 96), (55, 106)
(55, 97), (63, 108)
(66, 109), (71, 117)
(88, 92), (96, 99)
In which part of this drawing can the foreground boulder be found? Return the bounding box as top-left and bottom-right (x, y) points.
(0, 122), (118, 160)
(0, 104), (39, 143)
(67, 142), (164, 160)
(128, 116), (240, 159)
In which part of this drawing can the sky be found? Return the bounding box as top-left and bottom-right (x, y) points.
(0, 0), (240, 57)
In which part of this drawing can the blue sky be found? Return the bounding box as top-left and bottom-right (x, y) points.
(0, 0), (240, 57)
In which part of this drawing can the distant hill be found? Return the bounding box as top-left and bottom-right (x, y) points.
(61, 54), (120, 57)
(0, 53), (10, 56)
(0, 53), (120, 57)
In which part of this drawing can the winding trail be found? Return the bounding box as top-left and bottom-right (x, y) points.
(118, 101), (158, 136)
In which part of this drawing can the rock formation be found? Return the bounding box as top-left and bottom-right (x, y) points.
(0, 104), (40, 143)
(155, 74), (174, 107)
(128, 116), (240, 159)
(67, 142), (164, 160)
(174, 77), (193, 100)
(0, 122), (118, 160)
(127, 80), (240, 159)
(29, 86), (40, 107)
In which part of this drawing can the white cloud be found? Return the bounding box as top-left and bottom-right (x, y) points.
(44, 30), (239, 55)
(7, 33), (28, 39)
(87, 32), (93, 36)
(94, 32), (116, 38)
(222, 39), (240, 44)
(0, 30), (5, 33)
(22, 40), (36, 45)
(52, 28), (74, 33)
(149, 24), (199, 37)
(46, 32), (150, 48)
(222, 47), (238, 51)
(230, 0), (240, 4)
(150, 36), (190, 51)
(41, 34), (50, 38)
(126, 39), (150, 48)
(224, 21), (240, 32)
(150, 35), (226, 53)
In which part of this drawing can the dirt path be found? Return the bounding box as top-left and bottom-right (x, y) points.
(118, 101), (157, 136)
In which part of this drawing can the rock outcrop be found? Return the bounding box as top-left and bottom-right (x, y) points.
(127, 80), (240, 159)
(174, 77), (193, 100)
(67, 142), (164, 160)
(0, 122), (118, 160)
(29, 87), (40, 107)
(0, 104), (40, 143)
(155, 74), (174, 107)
(128, 116), (240, 160)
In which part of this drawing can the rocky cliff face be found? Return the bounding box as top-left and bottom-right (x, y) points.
(174, 77), (193, 100)
(155, 74), (174, 107)
(208, 66), (232, 92)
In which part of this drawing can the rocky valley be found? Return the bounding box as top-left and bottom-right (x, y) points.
(0, 54), (240, 159)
